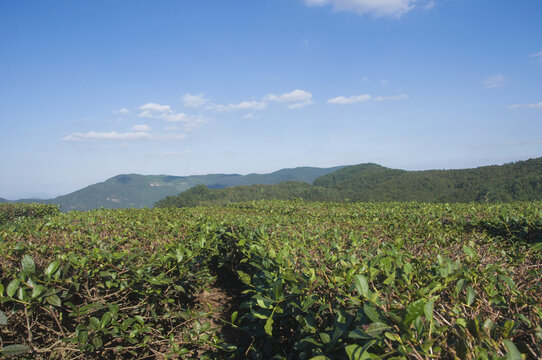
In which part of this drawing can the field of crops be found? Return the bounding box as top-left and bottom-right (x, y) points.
(0, 201), (541, 359)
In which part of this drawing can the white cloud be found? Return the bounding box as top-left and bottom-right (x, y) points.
(304, 0), (417, 18)
(265, 89), (314, 109)
(138, 103), (173, 118)
(509, 101), (542, 109)
(373, 94), (408, 101)
(265, 89), (312, 103)
(137, 102), (194, 123)
(328, 93), (408, 104)
(212, 100), (267, 112)
(206, 89), (314, 113)
(163, 113), (191, 123)
(288, 100), (313, 109)
(131, 124), (151, 132)
(62, 131), (151, 142)
(62, 130), (188, 142)
(424, 1), (435, 9)
(483, 74), (505, 89)
(113, 108), (130, 115)
(242, 113), (256, 119)
(530, 50), (542, 63)
(328, 94), (372, 104)
(181, 93), (209, 108)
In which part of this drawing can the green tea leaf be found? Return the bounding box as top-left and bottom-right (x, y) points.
(21, 254), (35, 273)
(0, 310), (7, 327)
(230, 311), (238, 324)
(237, 270), (251, 285)
(503, 339), (522, 360)
(45, 260), (60, 277)
(404, 299), (425, 326)
(363, 303), (384, 324)
(46, 294), (61, 307)
(345, 339), (376, 360)
(424, 298), (434, 323)
(7, 279), (20, 298)
(354, 274), (369, 298)
(365, 322), (390, 337)
(264, 315), (274, 336)
(466, 286), (475, 306)
(0, 344), (30, 356)
(319, 332), (331, 344)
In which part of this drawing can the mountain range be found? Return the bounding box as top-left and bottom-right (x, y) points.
(156, 157), (542, 207)
(5, 166), (344, 211)
(5, 158), (542, 211)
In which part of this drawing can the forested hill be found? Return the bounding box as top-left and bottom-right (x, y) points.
(315, 157), (542, 202)
(6, 166), (343, 211)
(156, 157), (542, 207)
(155, 182), (340, 208)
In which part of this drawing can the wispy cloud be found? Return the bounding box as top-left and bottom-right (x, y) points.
(211, 100), (268, 112)
(509, 101), (542, 109)
(242, 113), (256, 119)
(327, 93), (407, 104)
(62, 130), (187, 142)
(530, 50), (542, 63)
(181, 93), (209, 108)
(483, 74), (505, 89)
(62, 131), (152, 142)
(131, 124), (151, 132)
(138, 102), (200, 126)
(304, 0), (417, 18)
(374, 94), (408, 102)
(138, 103), (172, 118)
(328, 94), (371, 104)
(424, 1), (435, 10)
(264, 89), (314, 109)
(113, 108), (130, 115)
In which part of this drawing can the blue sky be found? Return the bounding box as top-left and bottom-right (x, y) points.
(1, 0), (541, 199)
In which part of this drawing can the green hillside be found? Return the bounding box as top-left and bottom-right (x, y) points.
(157, 157), (542, 207)
(17, 166), (342, 211)
(205, 166), (345, 188)
(155, 181), (340, 207)
(315, 157), (542, 202)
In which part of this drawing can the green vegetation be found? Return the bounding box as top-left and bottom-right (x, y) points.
(314, 157), (542, 203)
(157, 158), (542, 207)
(1, 201), (540, 359)
(9, 166), (343, 212)
(155, 182), (339, 208)
(0, 203), (60, 225)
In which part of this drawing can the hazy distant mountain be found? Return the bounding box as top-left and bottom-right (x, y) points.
(13, 166), (344, 211)
(0, 198), (9, 203)
(157, 157), (542, 207)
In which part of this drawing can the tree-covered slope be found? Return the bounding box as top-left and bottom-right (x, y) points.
(315, 157), (542, 202)
(157, 157), (542, 207)
(16, 166), (343, 211)
(205, 166), (345, 188)
(155, 182), (340, 208)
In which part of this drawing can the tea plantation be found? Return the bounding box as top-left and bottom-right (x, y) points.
(0, 201), (540, 359)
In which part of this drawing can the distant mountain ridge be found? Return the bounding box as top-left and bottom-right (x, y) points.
(6, 166), (344, 211)
(157, 157), (542, 207)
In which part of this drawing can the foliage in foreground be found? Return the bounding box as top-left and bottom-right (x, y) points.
(0, 201), (541, 359)
(0, 203), (60, 225)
